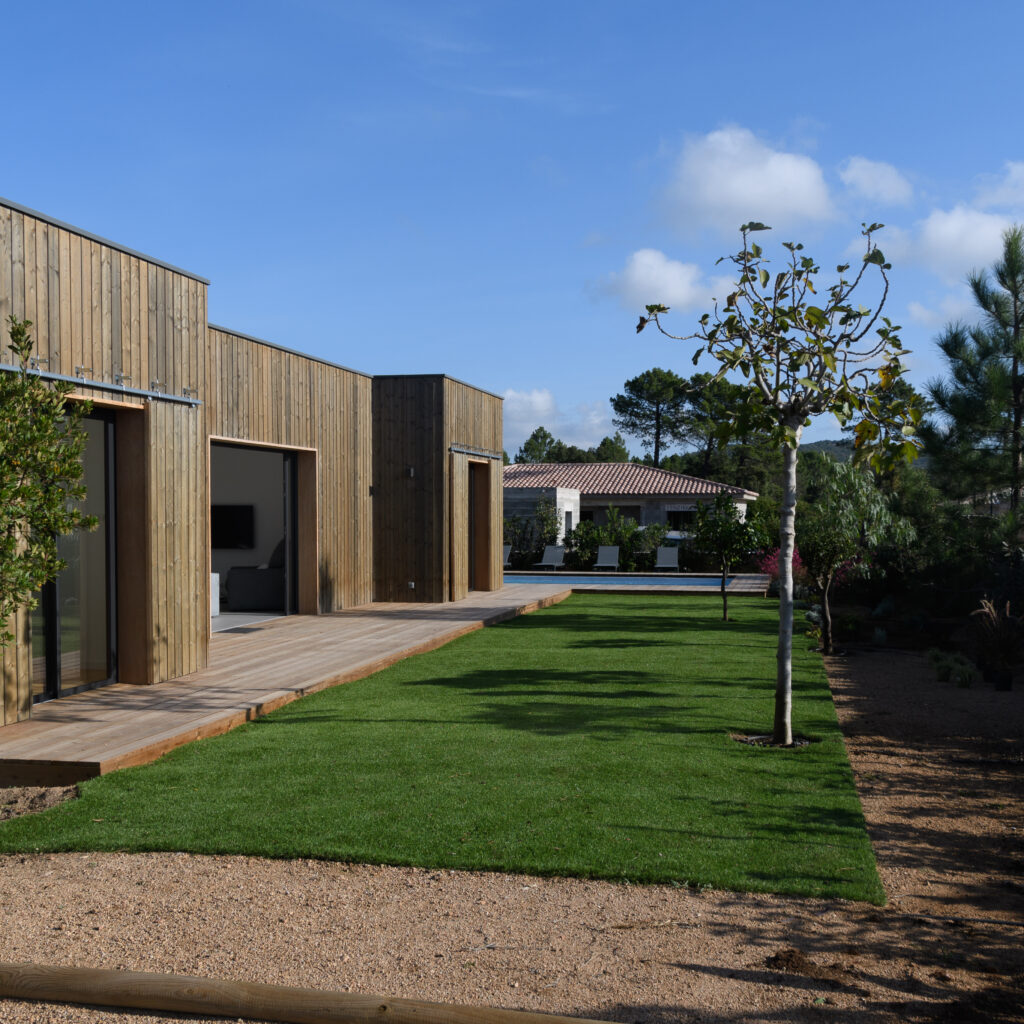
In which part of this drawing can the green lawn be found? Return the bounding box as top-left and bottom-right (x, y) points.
(0, 594), (884, 903)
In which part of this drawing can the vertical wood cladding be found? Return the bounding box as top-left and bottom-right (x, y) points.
(373, 376), (502, 603)
(444, 378), (503, 596)
(0, 203), (209, 719)
(205, 328), (374, 612)
(372, 376), (446, 602)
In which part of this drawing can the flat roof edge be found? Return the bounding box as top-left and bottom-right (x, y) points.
(374, 373), (504, 401)
(0, 196), (210, 284)
(208, 323), (374, 379)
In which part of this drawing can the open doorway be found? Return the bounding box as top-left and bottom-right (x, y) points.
(468, 459), (492, 592)
(210, 442), (299, 631)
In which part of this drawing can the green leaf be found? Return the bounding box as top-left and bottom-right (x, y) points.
(805, 306), (827, 329)
(645, 303), (669, 314)
(741, 221), (771, 233)
(864, 248), (886, 266)
(758, 268), (769, 288)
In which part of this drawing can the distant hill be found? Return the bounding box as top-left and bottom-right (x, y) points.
(802, 437), (931, 471)
(802, 439), (855, 462)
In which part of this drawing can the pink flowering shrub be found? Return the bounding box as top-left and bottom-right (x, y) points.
(757, 546), (810, 586)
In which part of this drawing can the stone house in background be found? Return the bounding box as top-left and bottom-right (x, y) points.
(503, 462), (758, 543)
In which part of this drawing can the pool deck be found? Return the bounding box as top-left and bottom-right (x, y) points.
(0, 578), (769, 785)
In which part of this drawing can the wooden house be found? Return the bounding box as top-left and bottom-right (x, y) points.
(0, 198), (503, 727)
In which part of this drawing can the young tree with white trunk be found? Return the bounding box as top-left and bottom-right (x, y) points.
(637, 223), (922, 745)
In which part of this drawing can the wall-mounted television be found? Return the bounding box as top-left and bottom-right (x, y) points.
(211, 504), (255, 549)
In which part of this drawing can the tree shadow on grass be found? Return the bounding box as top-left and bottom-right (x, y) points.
(503, 611), (776, 640)
(265, 669), (721, 739)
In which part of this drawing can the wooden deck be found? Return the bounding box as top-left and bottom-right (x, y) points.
(0, 585), (572, 786)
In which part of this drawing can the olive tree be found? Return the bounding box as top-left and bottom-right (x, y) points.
(798, 458), (913, 654)
(637, 223), (921, 744)
(693, 491), (765, 622)
(0, 316), (94, 648)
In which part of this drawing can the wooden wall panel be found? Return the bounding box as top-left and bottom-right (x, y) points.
(0, 201), (209, 716)
(449, 453), (469, 601)
(373, 376), (502, 602)
(371, 376), (446, 602)
(488, 458), (503, 589)
(205, 328), (374, 612)
(443, 378), (503, 593)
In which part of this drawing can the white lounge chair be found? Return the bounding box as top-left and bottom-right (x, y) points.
(655, 546), (678, 571)
(534, 545), (565, 570)
(593, 545), (619, 571)
(502, 544), (512, 568)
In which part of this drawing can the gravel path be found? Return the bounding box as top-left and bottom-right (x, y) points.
(0, 648), (1021, 1023)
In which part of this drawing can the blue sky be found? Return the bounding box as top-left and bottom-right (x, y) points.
(5, 1), (1022, 457)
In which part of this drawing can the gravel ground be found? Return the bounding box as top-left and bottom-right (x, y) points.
(0, 647), (1021, 1023)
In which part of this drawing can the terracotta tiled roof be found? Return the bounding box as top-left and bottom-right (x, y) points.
(502, 462), (757, 498)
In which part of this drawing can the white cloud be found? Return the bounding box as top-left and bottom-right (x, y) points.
(975, 161), (1024, 210)
(503, 387), (559, 442)
(839, 157), (913, 205)
(666, 125), (833, 234)
(602, 248), (733, 311)
(861, 207), (1010, 284)
(917, 206), (1010, 282)
(907, 287), (977, 328)
(502, 388), (618, 456)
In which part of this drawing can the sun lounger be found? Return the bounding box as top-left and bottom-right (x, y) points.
(534, 545), (565, 570)
(593, 545), (619, 571)
(655, 546), (678, 571)
(503, 544), (512, 568)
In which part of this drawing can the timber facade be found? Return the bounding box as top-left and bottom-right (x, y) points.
(0, 199), (503, 727)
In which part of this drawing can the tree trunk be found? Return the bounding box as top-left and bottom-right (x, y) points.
(821, 576), (833, 655)
(773, 431), (801, 746)
(1012, 348), (1022, 512)
(654, 405), (662, 468)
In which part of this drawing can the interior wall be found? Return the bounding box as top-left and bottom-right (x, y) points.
(209, 445), (285, 576)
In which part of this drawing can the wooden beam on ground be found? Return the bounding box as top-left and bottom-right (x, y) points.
(0, 962), (611, 1024)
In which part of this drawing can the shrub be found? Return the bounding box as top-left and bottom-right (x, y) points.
(563, 508), (669, 571)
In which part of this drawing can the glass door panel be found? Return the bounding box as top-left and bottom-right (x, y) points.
(31, 413), (116, 702)
(56, 417), (111, 690)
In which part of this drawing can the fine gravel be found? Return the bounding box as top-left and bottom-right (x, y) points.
(0, 647), (1021, 1024)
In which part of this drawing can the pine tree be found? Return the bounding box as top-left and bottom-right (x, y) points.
(924, 225), (1024, 509)
(610, 368), (689, 467)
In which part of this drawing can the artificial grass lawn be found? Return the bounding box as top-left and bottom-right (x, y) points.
(0, 594), (884, 903)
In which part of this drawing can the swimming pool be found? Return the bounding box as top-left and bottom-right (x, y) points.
(504, 574), (731, 587)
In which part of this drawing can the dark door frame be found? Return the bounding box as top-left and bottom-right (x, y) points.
(208, 438), (317, 625)
(33, 409), (118, 703)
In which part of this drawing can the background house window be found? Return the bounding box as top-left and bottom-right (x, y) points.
(667, 509), (696, 530)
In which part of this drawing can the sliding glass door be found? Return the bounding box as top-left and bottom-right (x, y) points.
(31, 412), (117, 703)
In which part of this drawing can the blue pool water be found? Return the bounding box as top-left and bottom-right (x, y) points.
(504, 574), (731, 586)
